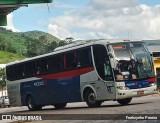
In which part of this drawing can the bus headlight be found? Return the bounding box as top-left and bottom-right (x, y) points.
(117, 86), (129, 90)
(149, 83), (155, 87)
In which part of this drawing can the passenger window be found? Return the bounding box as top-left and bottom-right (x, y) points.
(6, 66), (16, 81)
(36, 58), (48, 75)
(25, 61), (36, 77)
(16, 64), (25, 79)
(48, 55), (62, 72)
(63, 52), (76, 69)
(40, 58), (48, 73)
(77, 47), (92, 68)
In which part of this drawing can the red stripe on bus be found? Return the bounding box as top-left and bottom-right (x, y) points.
(38, 67), (94, 79)
(147, 77), (156, 82)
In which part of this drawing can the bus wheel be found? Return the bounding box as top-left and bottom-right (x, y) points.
(85, 90), (102, 107)
(54, 103), (67, 109)
(26, 96), (42, 111)
(117, 98), (132, 105)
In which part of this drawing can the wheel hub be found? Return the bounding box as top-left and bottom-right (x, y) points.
(88, 93), (96, 104)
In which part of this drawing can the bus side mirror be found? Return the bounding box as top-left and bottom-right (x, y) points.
(108, 53), (113, 58)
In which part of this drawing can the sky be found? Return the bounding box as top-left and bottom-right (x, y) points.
(4, 0), (160, 40)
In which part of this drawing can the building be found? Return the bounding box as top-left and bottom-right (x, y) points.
(147, 43), (160, 89)
(0, 0), (52, 26)
(147, 45), (160, 75)
(0, 87), (7, 97)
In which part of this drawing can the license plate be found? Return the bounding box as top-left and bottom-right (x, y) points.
(137, 91), (144, 95)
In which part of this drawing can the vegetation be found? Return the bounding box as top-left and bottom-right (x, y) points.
(0, 27), (67, 57)
(0, 27), (68, 88)
(0, 27), (26, 55)
(24, 35), (67, 57)
(0, 68), (5, 90)
(0, 51), (26, 64)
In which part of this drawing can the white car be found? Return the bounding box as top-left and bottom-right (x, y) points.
(0, 96), (10, 107)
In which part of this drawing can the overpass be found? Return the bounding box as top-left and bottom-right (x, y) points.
(0, 0), (52, 26)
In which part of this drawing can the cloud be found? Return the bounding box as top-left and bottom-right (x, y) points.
(88, 0), (139, 10)
(48, 24), (72, 39)
(4, 14), (20, 32)
(48, 0), (160, 40)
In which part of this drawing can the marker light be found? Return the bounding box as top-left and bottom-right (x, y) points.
(117, 86), (129, 90)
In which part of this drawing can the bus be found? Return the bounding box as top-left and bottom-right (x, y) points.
(5, 39), (157, 111)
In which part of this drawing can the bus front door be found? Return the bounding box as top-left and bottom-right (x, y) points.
(93, 44), (116, 100)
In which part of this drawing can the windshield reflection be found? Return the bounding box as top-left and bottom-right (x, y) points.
(110, 43), (154, 81)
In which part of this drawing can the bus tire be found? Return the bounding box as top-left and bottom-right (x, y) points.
(85, 90), (102, 107)
(117, 98), (132, 105)
(54, 103), (67, 109)
(26, 96), (42, 111)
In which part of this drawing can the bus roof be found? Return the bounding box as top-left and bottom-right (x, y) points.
(54, 39), (142, 51)
(6, 39), (142, 66)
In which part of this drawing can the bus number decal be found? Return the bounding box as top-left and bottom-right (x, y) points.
(106, 85), (113, 93)
(34, 80), (47, 87)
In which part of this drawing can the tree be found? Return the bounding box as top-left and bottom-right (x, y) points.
(5, 43), (16, 53)
(25, 38), (41, 57)
(26, 36), (60, 57)
(0, 68), (6, 97)
(59, 40), (67, 46)
(65, 37), (74, 43)
(39, 35), (47, 41)
(0, 36), (5, 51)
(46, 41), (58, 53)
(0, 68), (6, 88)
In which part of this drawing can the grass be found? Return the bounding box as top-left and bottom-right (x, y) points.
(0, 51), (26, 64)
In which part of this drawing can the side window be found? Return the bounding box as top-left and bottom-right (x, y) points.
(48, 55), (62, 73)
(16, 64), (25, 79)
(63, 47), (93, 70)
(36, 58), (48, 75)
(63, 51), (76, 69)
(6, 66), (16, 81)
(40, 58), (48, 74)
(93, 45), (113, 81)
(25, 61), (36, 77)
(77, 47), (93, 68)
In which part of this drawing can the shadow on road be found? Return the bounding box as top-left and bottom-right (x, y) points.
(5, 101), (153, 114)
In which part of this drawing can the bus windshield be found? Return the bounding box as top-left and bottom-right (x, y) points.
(110, 42), (154, 81)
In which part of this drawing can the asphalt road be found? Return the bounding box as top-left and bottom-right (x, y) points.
(0, 94), (160, 123)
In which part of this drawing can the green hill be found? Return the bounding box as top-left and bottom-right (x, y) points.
(20, 31), (60, 43)
(0, 27), (67, 57)
(0, 28), (27, 55)
(0, 50), (26, 64)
